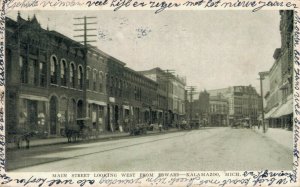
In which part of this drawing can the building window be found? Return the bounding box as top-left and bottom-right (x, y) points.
(93, 70), (97, 91)
(60, 60), (67, 86)
(50, 56), (58, 84)
(20, 56), (28, 83)
(70, 63), (75, 88)
(86, 68), (90, 90)
(78, 66), (83, 90)
(28, 58), (38, 85)
(39, 62), (46, 87)
(99, 72), (103, 93)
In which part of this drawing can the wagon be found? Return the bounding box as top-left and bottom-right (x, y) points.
(65, 117), (93, 142)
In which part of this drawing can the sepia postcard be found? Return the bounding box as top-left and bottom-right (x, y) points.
(1, 0), (300, 186)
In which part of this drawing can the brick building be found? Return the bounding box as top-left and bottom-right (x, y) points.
(6, 14), (89, 137)
(139, 68), (186, 128)
(5, 13), (160, 138)
(86, 47), (108, 133)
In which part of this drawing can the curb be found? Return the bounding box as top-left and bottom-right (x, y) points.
(7, 129), (181, 150)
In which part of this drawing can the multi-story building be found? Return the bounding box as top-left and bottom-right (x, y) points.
(6, 14), (89, 137)
(170, 75), (186, 126)
(207, 86), (260, 125)
(138, 68), (168, 126)
(198, 90), (210, 125)
(209, 94), (229, 126)
(123, 67), (158, 126)
(105, 56), (126, 132)
(105, 59), (158, 132)
(86, 47), (108, 133)
(5, 13), (160, 139)
(190, 90), (228, 127)
(139, 68), (186, 128)
(263, 10), (293, 130)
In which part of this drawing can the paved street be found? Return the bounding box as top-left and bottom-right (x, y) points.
(8, 127), (292, 172)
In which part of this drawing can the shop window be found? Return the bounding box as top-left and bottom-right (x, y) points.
(60, 60), (67, 86)
(20, 56), (28, 83)
(92, 104), (97, 128)
(50, 56), (58, 84)
(27, 100), (38, 130)
(78, 66), (83, 90)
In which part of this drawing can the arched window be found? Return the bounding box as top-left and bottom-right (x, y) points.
(60, 59), (67, 86)
(86, 67), (91, 90)
(70, 63), (75, 88)
(99, 72), (104, 93)
(93, 70), (97, 91)
(50, 56), (58, 84)
(78, 65), (83, 90)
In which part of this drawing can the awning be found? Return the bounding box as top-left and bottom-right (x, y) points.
(20, 94), (48, 102)
(87, 99), (107, 106)
(123, 105), (130, 110)
(272, 98), (293, 118)
(265, 107), (278, 119)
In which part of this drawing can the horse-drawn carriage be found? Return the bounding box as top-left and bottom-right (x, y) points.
(65, 117), (97, 142)
(130, 123), (148, 136)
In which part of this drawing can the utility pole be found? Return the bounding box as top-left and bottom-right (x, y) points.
(73, 16), (97, 118)
(163, 69), (175, 129)
(186, 86), (197, 125)
(258, 72), (266, 133)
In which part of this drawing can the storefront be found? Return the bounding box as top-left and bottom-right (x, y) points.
(19, 94), (48, 136)
(87, 99), (107, 132)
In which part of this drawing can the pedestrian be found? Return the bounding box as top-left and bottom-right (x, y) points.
(158, 123), (162, 132)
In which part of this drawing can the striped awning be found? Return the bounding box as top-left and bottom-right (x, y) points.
(272, 98), (293, 118)
(265, 107), (278, 119)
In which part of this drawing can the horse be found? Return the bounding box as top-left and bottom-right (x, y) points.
(14, 131), (38, 149)
(65, 125), (80, 143)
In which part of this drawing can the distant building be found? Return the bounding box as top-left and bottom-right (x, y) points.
(198, 90), (210, 125)
(139, 68), (186, 127)
(207, 85), (260, 125)
(209, 94), (229, 126)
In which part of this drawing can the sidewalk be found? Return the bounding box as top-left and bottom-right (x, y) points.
(7, 128), (180, 149)
(252, 126), (293, 151)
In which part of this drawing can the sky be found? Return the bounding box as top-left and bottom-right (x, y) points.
(7, 10), (281, 93)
